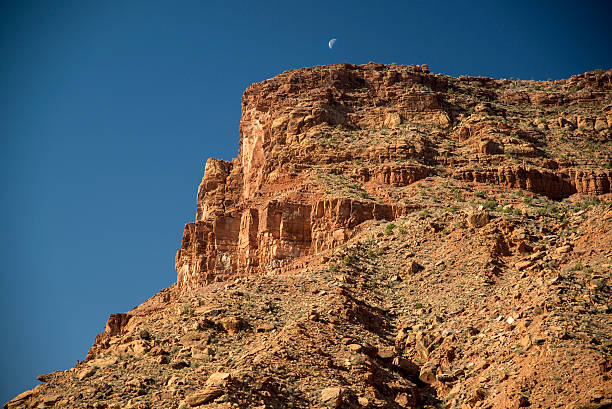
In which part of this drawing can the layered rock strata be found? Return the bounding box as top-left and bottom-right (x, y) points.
(176, 198), (408, 292)
(175, 64), (457, 292)
(174, 63), (611, 293)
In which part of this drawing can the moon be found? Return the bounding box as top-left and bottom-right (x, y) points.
(328, 38), (337, 49)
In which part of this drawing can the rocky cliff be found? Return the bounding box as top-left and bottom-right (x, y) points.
(175, 62), (612, 293)
(6, 64), (612, 409)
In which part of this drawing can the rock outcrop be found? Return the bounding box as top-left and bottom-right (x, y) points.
(176, 198), (408, 292)
(174, 63), (612, 293)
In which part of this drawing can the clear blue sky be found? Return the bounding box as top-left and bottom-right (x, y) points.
(0, 0), (610, 402)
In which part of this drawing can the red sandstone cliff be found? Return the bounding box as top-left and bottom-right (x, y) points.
(175, 63), (612, 293)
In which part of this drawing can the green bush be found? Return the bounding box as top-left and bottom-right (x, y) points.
(343, 255), (352, 266)
(418, 209), (429, 219)
(482, 200), (498, 210)
(571, 262), (583, 271)
(181, 304), (193, 316)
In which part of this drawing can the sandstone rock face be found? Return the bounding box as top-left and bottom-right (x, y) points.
(568, 169), (612, 195)
(196, 158), (233, 221)
(176, 197), (408, 292)
(356, 164), (431, 186)
(176, 64), (458, 291)
(174, 64), (612, 294)
(104, 313), (132, 336)
(454, 166), (612, 199)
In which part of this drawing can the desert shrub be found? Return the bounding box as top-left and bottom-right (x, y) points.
(343, 255), (352, 266)
(181, 304), (194, 316)
(418, 209), (429, 219)
(482, 200), (498, 210)
(571, 262), (583, 271)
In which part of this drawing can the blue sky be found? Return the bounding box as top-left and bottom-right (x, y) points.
(1, 0), (610, 403)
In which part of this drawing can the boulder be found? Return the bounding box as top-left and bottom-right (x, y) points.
(419, 362), (436, 384)
(320, 387), (343, 406)
(186, 387), (224, 407)
(467, 211), (490, 228)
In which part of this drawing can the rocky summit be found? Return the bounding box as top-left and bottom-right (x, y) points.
(6, 63), (612, 409)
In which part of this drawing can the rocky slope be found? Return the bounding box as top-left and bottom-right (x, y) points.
(5, 63), (612, 409)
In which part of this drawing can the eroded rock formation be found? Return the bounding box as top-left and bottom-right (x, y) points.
(173, 63), (612, 293)
(176, 198), (408, 292)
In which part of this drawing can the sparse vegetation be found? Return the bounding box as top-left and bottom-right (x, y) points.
(571, 262), (584, 271)
(418, 209), (429, 219)
(482, 200), (498, 210)
(385, 223), (396, 235)
(181, 304), (194, 316)
(446, 205), (458, 213)
(343, 255), (352, 266)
